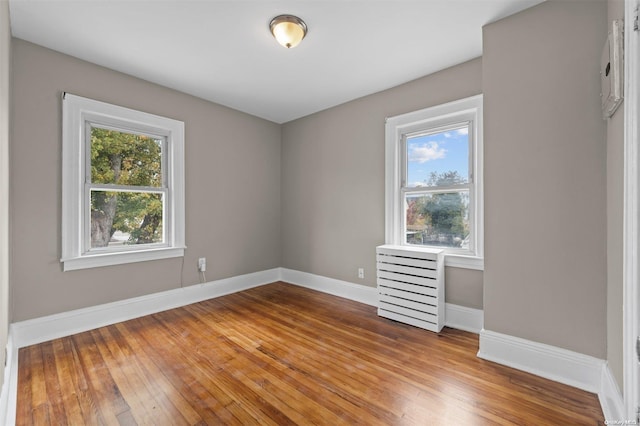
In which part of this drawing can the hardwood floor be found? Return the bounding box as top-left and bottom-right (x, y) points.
(17, 282), (604, 425)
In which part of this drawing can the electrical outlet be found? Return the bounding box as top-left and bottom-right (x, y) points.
(198, 257), (206, 272)
(358, 268), (364, 279)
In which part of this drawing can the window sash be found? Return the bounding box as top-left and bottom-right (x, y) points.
(402, 183), (470, 193)
(401, 121), (474, 189)
(83, 122), (170, 255)
(83, 185), (169, 254)
(401, 186), (474, 254)
(85, 123), (167, 188)
(400, 120), (475, 255)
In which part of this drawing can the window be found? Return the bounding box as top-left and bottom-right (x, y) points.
(61, 94), (185, 271)
(385, 95), (483, 270)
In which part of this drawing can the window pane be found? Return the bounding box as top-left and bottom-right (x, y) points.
(406, 126), (469, 188)
(90, 190), (164, 248)
(405, 191), (469, 249)
(90, 127), (163, 187)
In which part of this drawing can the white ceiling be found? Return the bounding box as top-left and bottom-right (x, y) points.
(9, 0), (544, 124)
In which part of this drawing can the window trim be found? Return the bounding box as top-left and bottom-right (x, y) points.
(61, 93), (185, 271)
(385, 94), (483, 270)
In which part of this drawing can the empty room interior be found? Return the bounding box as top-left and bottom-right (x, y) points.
(0, 0), (638, 424)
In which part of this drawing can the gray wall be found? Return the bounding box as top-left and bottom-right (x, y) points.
(0, 0), (10, 387)
(606, 0), (625, 393)
(483, 0), (607, 358)
(11, 39), (282, 321)
(281, 58), (484, 309)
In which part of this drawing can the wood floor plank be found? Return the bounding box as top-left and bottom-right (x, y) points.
(50, 339), (92, 425)
(93, 326), (193, 425)
(17, 282), (604, 425)
(70, 331), (129, 424)
(130, 313), (286, 425)
(114, 320), (237, 425)
(40, 342), (69, 424)
(16, 348), (34, 425)
(211, 305), (410, 423)
(27, 346), (47, 417)
(219, 291), (500, 421)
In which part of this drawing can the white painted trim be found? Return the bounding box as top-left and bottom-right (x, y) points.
(11, 268), (279, 349)
(61, 93), (186, 271)
(62, 246), (185, 271)
(445, 303), (483, 333)
(444, 254), (484, 270)
(281, 268), (485, 334)
(600, 362), (626, 424)
(12, 269), (483, 349)
(477, 329), (605, 393)
(280, 268), (378, 307)
(623, 0), (640, 420)
(477, 332), (632, 424)
(384, 94), (484, 263)
(0, 332), (16, 426)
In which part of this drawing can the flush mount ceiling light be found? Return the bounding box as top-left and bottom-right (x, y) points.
(269, 15), (307, 49)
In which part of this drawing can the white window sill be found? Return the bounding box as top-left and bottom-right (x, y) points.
(390, 243), (484, 270)
(61, 246), (185, 271)
(444, 254), (484, 271)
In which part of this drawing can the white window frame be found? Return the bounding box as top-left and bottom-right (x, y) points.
(61, 93), (185, 271)
(385, 95), (483, 270)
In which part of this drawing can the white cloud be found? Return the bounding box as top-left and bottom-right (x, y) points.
(457, 128), (469, 135)
(408, 142), (446, 163)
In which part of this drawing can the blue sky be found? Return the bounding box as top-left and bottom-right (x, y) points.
(406, 127), (469, 187)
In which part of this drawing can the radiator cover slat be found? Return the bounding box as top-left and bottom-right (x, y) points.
(377, 245), (445, 333)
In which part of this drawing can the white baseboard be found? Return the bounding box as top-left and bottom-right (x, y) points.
(280, 268), (484, 334)
(599, 363), (625, 423)
(11, 268), (280, 349)
(477, 329), (605, 393)
(8, 268), (484, 348)
(445, 303), (483, 333)
(280, 268), (379, 306)
(478, 329), (630, 423)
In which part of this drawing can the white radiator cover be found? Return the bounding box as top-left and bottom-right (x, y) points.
(376, 245), (445, 332)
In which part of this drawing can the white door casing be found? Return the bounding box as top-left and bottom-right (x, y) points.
(623, 0), (640, 421)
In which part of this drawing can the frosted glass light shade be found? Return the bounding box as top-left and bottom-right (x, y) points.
(270, 15), (307, 49)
